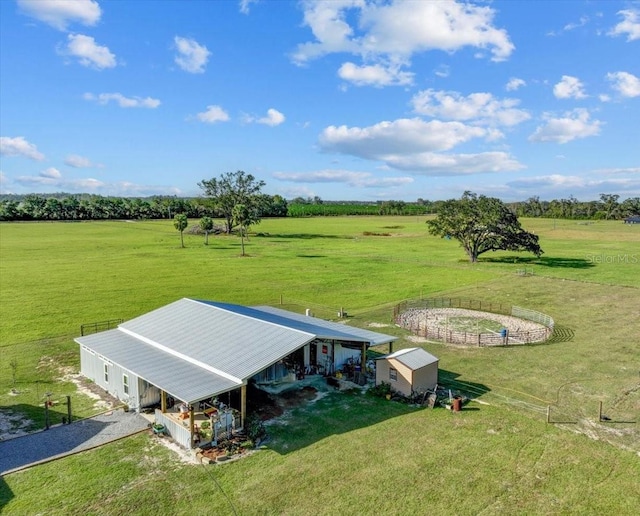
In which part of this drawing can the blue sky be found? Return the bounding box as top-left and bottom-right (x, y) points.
(1, 0), (639, 201)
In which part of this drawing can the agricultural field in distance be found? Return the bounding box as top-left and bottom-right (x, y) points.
(1, 216), (639, 515)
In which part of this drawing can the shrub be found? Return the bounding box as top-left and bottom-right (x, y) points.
(367, 382), (393, 398)
(246, 413), (267, 443)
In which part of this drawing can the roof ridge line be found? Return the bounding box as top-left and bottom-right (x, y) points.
(118, 326), (242, 386)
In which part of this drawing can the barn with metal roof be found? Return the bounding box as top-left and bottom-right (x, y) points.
(76, 298), (396, 448)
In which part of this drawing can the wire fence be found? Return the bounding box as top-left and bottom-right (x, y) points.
(80, 319), (123, 336)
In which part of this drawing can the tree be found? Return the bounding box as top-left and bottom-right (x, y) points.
(427, 192), (543, 262)
(232, 203), (260, 256)
(198, 170), (265, 234)
(173, 213), (188, 248)
(599, 193), (620, 220)
(199, 216), (214, 245)
(620, 197), (640, 217)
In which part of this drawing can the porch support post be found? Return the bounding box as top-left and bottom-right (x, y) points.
(361, 343), (366, 374)
(389, 341), (394, 354)
(331, 340), (336, 375)
(189, 406), (195, 448)
(161, 390), (167, 413)
(240, 385), (247, 429)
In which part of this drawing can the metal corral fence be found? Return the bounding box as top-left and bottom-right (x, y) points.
(394, 298), (554, 346)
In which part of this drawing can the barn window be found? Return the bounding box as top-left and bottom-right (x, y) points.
(104, 363), (109, 383)
(389, 368), (397, 381)
(123, 374), (129, 395)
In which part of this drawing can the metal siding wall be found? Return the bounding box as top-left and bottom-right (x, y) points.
(139, 379), (161, 407)
(334, 345), (360, 370)
(107, 362), (127, 404)
(80, 347), (105, 388)
(80, 348), (132, 407)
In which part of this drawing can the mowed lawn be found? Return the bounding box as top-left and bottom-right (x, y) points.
(0, 216), (639, 515)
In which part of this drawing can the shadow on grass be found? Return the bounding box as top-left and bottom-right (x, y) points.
(261, 369), (489, 455)
(0, 476), (13, 508)
(296, 254), (328, 258)
(479, 255), (594, 269)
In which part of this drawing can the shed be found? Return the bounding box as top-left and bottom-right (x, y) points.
(623, 215), (640, 224)
(375, 347), (438, 397)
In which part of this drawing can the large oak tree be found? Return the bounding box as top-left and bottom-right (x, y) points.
(427, 192), (543, 262)
(198, 170), (265, 234)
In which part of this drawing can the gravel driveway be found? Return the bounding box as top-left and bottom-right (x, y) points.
(0, 409), (150, 475)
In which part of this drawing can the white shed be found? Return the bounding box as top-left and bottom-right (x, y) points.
(375, 347), (438, 397)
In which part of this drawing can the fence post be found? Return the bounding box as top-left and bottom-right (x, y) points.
(67, 395), (72, 424)
(547, 405), (551, 423)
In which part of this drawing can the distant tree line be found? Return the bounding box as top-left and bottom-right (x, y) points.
(1, 191), (637, 222)
(287, 198), (434, 217)
(0, 192), (288, 222)
(508, 194), (640, 220)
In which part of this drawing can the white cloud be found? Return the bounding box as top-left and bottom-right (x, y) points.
(41, 167), (62, 179)
(195, 105), (230, 123)
(606, 71), (640, 98)
(0, 136), (45, 160)
(64, 154), (100, 168)
(506, 77), (526, 91)
(594, 167), (640, 176)
(273, 169), (413, 188)
(411, 89), (530, 126)
(61, 34), (116, 69)
(174, 36), (210, 73)
(318, 118), (523, 175)
(17, 0), (101, 31)
(83, 92), (160, 108)
(381, 151), (524, 175)
(529, 109), (602, 144)
(13, 170), (182, 196)
(239, 0), (259, 15)
(434, 65), (450, 78)
(609, 9), (640, 41)
(553, 75), (587, 99)
(563, 15), (589, 32)
(257, 108), (285, 126)
(292, 0), (514, 73)
(338, 62), (413, 87)
(320, 118), (488, 157)
(507, 174), (640, 198)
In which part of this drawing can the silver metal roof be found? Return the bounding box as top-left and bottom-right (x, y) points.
(379, 347), (439, 370)
(76, 298), (398, 402)
(76, 329), (239, 404)
(119, 299), (314, 381)
(247, 304), (397, 346)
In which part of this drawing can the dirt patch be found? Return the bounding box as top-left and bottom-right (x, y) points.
(60, 372), (119, 411)
(368, 322), (391, 328)
(248, 383), (321, 421)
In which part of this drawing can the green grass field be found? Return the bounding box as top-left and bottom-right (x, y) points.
(1, 216), (639, 514)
